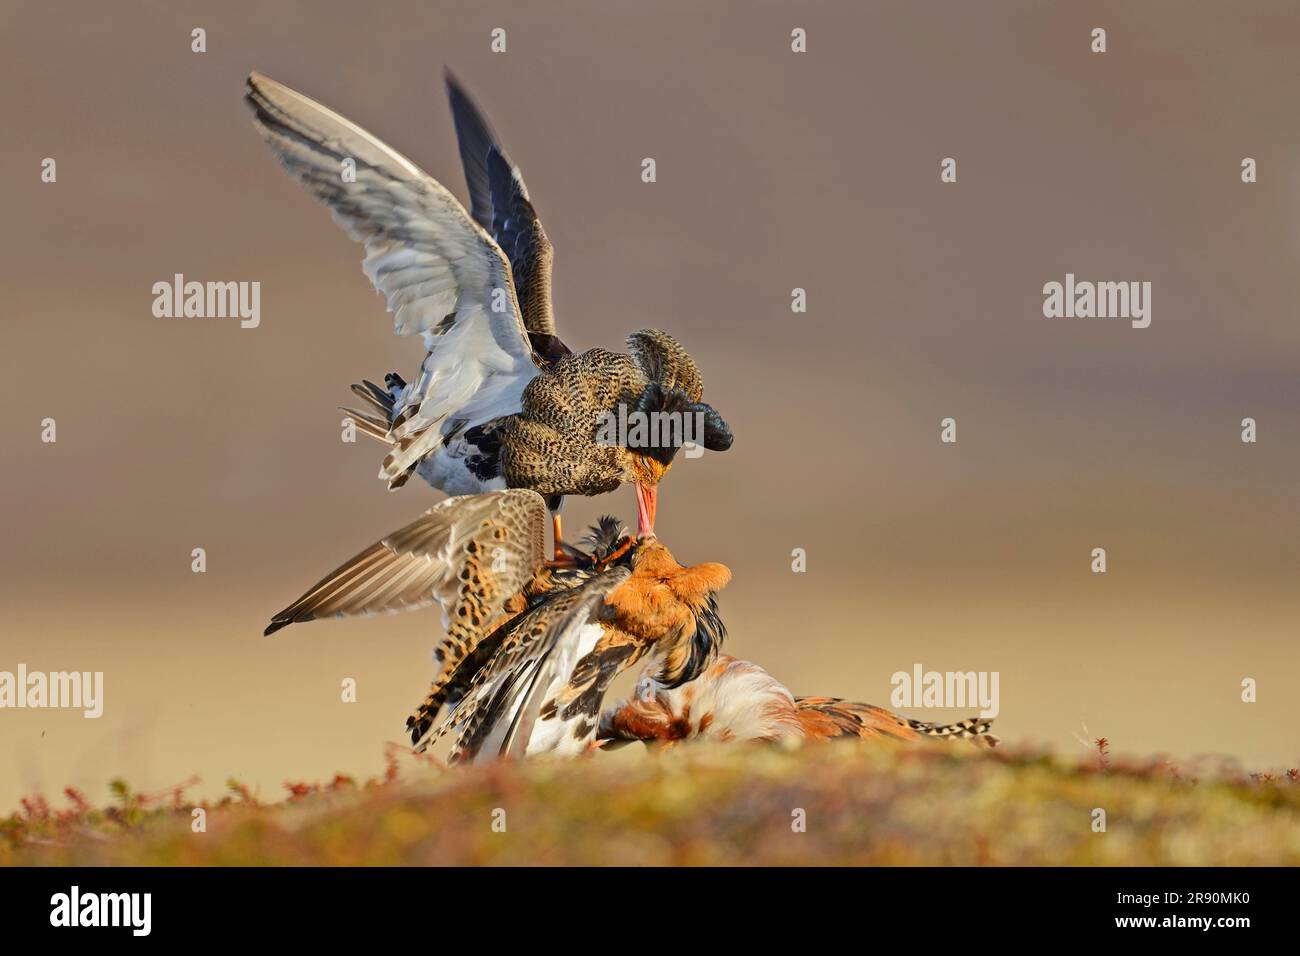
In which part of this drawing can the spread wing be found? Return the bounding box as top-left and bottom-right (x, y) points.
(445, 72), (557, 339)
(420, 565), (633, 760)
(245, 72), (541, 485)
(263, 490), (548, 674)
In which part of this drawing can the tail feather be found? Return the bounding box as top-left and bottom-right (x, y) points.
(795, 697), (999, 748)
(905, 715), (1000, 748)
(339, 406), (393, 444)
(341, 372), (431, 490)
(353, 379), (393, 414)
(349, 377), (401, 418)
(339, 375), (409, 448)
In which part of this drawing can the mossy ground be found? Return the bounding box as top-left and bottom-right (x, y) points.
(5, 743), (1298, 866)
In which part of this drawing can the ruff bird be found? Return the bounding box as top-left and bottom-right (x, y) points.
(260, 489), (726, 754)
(263, 490), (604, 734)
(417, 531), (731, 762)
(599, 655), (999, 748)
(244, 72), (732, 555)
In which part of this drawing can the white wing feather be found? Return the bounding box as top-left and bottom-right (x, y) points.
(245, 72), (540, 483)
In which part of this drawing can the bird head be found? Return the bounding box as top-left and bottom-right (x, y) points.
(618, 380), (734, 538)
(610, 329), (735, 539)
(599, 539), (731, 689)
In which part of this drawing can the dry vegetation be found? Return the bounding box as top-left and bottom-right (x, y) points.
(5, 741), (1299, 866)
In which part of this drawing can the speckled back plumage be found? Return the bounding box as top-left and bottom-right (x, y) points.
(498, 348), (646, 496)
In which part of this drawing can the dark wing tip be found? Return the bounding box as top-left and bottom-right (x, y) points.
(444, 67), (469, 100)
(264, 608), (312, 636)
(444, 70), (490, 135)
(485, 144), (513, 183)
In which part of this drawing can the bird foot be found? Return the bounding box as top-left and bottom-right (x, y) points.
(544, 548), (580, 570)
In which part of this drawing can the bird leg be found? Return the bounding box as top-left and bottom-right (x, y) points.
(542, 511), (579, 569)
(552, 511), (566, 561)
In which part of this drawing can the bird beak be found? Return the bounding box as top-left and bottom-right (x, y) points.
(635, 483), (658, 539)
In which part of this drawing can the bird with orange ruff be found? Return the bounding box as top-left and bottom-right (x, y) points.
(421, 532), (731, 762)
(262, 489), (733, 759)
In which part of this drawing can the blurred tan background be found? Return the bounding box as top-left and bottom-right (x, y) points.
(2, 0), (1298, 810)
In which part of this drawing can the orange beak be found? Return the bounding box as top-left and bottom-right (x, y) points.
(635, 483), (658, 539)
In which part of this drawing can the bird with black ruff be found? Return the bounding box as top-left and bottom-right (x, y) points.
(245, 71), (732, 557)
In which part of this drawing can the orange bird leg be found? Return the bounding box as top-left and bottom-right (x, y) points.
(550, 511), (571, 564)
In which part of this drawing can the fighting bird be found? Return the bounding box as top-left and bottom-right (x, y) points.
(264, 490), (573, 732)
(599, 655), (999, 748)
(420, 531), (730, 762)
(244, 72), (732, 556)
(261, 489), (727, 754)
